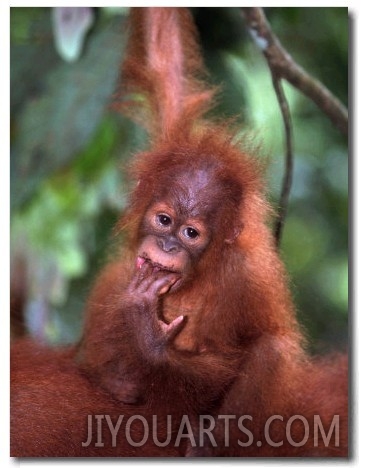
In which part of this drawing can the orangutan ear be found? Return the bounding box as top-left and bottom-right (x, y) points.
(224, 223), (244, 244)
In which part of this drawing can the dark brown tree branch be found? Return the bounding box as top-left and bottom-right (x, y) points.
(241, 7), (347, 246)
(271, 76), (294, 248)
(241, 7), (348, 136)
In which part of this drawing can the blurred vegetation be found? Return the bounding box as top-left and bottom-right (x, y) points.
(10, 7), (348, 353)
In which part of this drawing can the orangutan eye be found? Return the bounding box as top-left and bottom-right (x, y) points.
(183, 227), (199, 239)
(157, 214), (172, 226)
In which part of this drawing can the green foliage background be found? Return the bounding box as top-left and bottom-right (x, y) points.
(10, 7), (348, 353)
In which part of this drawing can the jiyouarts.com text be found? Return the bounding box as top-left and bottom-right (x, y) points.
(81, 414), (341, 449)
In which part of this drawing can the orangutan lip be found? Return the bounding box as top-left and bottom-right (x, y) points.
(137, 255), (180, 274)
